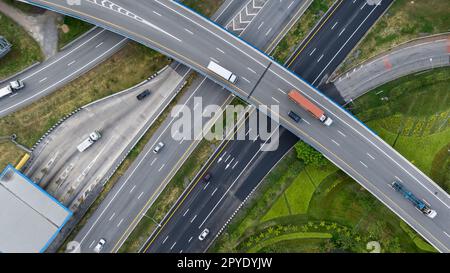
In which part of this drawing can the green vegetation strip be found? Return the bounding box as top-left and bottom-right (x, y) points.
(272, 0), (334, 63)
(0, 42), (169, 169)
(119, 136), (220, 253)
(58, 17), (93, 49)
(58, 70), (194, 252)
(182, 0), (225, 18)
(214, 68), (449, 253)
(0, 11), (43, 80)
(248, 232), (332, 253)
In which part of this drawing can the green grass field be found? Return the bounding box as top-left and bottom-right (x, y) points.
(339, 0), (450, 72)
(213, 68), (449, 253)
(183, 0), (224, 17)
(0, 11), (43, 80)
(58, 16), (93, 49)
(0, 42), (169, 169)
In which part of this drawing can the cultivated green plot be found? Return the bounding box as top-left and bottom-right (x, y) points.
(213, 68), (449, 253)
(0, 11), (43, 80)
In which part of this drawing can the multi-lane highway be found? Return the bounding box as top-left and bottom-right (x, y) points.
(67, 0), (309, 253)
(143, 0), (397, 253)
(0, 27), (126, 117)
(287, 0), (393, 102)
(25, 0), (450, 252)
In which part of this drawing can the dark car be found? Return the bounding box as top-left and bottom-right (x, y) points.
(137, 89), (151, 100)
(202, 173), (212, 182)
(288, 111), (302, 123)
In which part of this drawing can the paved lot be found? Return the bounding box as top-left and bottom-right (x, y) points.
(26, 64), (188, 211)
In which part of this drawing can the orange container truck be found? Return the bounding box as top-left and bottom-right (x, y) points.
(288, 90), (333, 126)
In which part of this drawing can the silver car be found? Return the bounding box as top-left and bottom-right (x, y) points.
(94, 238), (106, 253)
(198, 228), (210, 241)
(153, 142), (165, 154)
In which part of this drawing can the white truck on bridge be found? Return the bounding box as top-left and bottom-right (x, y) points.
(77, 131), (102, 152)
(0, 80), (24, 99)
(207, 61), (238, 84)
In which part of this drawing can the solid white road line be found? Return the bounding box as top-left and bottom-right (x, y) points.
(198, 130), (277, 229)
(23, 29), (105, 81)
(0, 38), (128, 116)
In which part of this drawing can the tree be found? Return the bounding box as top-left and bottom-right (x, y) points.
(294, 141), (327, 166)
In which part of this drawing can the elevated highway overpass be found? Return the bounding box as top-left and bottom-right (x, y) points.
(24, 0), (450, 252)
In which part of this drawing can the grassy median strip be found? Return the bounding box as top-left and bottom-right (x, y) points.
(0, 42), (169, 169)
(338, 0), (450, 73)
(272, 0), (334, 64)
(58, 16), (93, 49)
(0, 11), (43, 80)
(119, 96), (246, 252)
(119, 136), (220, 253)
(58, 71), (196, 252)
(182, 0), (225, 18)
(213, 68), (448, 253)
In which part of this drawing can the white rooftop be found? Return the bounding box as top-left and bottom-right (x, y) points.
(0, 165), (72, 253)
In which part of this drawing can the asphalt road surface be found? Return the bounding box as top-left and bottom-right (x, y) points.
(287, 0), (393, 103)
(143, 0), (400, 253)
(27, 0), (450, 252)
(26, 64), (189, 210)
(335, 34), (450, 102)
(0, 27), (126, 117)
(68, 0), (296, 252)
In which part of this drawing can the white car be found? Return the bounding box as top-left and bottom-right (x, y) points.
(94, 238), (106, 253)
(198, 228), (210, 241)
(153, 142), (165, 154)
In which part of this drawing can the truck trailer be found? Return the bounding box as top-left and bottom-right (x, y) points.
(288, 90), (333, 126)
(77, 131), (102, 152)
(207, 61), (238, 84)
(0, 80), (24, 99)
(391, 181), (437, 219)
